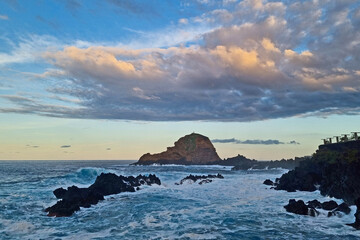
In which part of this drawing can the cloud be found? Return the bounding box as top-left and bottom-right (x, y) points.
(106, 148), (111, 150)
(26, 144), (39, 148)
(0, 15), (9, 20)
(212, 138), (289, 145)
(211, 138), (237, 143)
(179, 18), (188, 25)
(1, 0), (360, 122)
(241, 139), (284, 145)
(60, 145), (71, 148)
(288, 140), (300, 145)
(0, 35), (60, 65)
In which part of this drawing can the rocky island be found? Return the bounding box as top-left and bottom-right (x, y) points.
(135, 133), (306, 168)
(135, 133), (222, 165)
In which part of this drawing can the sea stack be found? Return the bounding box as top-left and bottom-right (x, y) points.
(135, 133), (221, 165)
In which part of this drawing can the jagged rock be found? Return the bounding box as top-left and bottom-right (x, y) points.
(135, 133), (221, 165)
(198, 179), (212, 185)
(335, 202), (351, 214)
(226, 155), (256, 170)
(53, 187), (67, 199)
(45, 173), (161, 217)
(322, 200), (338, 211)
(175, 174), (224, 185)
(307, 200), (322, 209)
(286, 198), (351, 219)
(275, 141), (360, 205)
(230, 156), (308, 170)
(327, 202), (351, 217)
(284, 199), (309, 215)
(309, 208), (320, 217)
(263, 179), (274, 186)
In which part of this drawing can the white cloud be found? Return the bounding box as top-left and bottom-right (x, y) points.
(0, 15), (9, 20)
(0, 35), (60, 65)
(2, 0), (360, 121)
(178, 18), (188, 24)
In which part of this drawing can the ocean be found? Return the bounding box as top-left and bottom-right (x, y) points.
(0, 160), (359, 240)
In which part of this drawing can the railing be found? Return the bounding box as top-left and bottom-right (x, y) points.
(322, 132), (360, 145)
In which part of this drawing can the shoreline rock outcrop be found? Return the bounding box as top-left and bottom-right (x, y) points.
(273, 140), (360, 229)
(135, 133), (221, 165)
(175, 173), (224, 185)
(284, 199), (350, 218)
(274, 141), (360, 205)
(45, 173), (161, 217)
(230, 155), (308, 170)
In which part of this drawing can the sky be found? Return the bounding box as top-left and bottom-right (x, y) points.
(0, 0), (360, 160)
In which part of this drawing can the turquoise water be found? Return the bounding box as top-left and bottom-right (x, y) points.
(0, 160), (359, 239)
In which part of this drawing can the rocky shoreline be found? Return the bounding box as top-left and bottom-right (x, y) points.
(45, 173), (161, 217)
(45, 133), (360, 229)
(284, 199), (351, 217)
(45, 172), (224, 217)
(263, 140), (360, 229)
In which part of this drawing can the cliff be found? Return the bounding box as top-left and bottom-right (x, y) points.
(135, 133), (222, 165)
(275, 140), (360, 204)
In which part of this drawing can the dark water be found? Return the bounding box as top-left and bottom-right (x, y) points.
(0, 160), (359, 239)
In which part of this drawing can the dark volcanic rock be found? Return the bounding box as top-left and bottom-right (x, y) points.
(135, 133), (222, 165)
(334, 202), (351, 215)
(327, 202), (350, 217)
(263, 179), (274, 186)
(284, 199), (309, 215)
(286, 198), (350, 219)
(275, 141), (360, 205)
(175, 174), (224, 185)
(198, 179), (212, 185)
(222, 155), (256, 169)
(309, 207), (319, 217)
(322, 200), (338, 211)
(53, 187), (67, 199)
(275, 161), (322, 192)
(307, 200), (322, 209)
(230, 156), (308, 170)
(45, 173), (161, 217)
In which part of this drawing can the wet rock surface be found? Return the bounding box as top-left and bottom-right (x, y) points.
(284, 199), (350, 219)
(275, 141), (360, 205)
(175, 174), (224, 185)
(284, 199), (309, 215)
(45, 173), (161, 217)
(263, 179), (274, 186)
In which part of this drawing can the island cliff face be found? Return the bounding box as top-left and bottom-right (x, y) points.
(136, 133), (221, 165)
